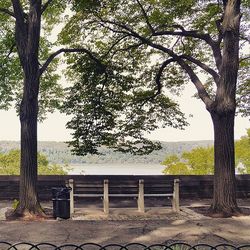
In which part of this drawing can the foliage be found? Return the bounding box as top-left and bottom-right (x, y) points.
(59, 0), (250, 157)
(162, 147), (214, 175)
(162, 129), (250, 175)
(0, 0), (67, 120)
(62, 54), (187, 155)
(235, 128), (250, 174)
(0, 150), (67, 175)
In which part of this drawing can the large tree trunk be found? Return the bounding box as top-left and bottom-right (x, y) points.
(11, 0), (44, 218)
(15, 78), (44, 217)
(207, 0), (241, 217)
(209, 111), (240, 217)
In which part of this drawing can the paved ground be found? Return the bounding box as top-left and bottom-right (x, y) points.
(0, 199), (249, 247)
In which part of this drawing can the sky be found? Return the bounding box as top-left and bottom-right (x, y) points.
(0, 84), (249, 142)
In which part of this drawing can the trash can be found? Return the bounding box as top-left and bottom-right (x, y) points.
(52, 187), (71, 219)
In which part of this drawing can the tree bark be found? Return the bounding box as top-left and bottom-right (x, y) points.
(209, 111), (240, 217)
(207, 0), (241, 217)
(11, 0), (45, 218)
(16, 79), (44, 216)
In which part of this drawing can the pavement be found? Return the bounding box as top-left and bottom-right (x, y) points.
(0, 199), (249, 247)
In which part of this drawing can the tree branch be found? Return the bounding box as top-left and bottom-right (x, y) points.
(99, 18), (223, 73)
(41, 0), (53, 14)
(154, 25), (223, 72)
(11, 0), (26, 25)
(39, 48), (104, 76)
(154, 26), (212, 43)
(141, 40), (213, 107)
(0, 43), (16, 69)
(102, 34), (130, 58)
(135, 0), (155, 34)
(0, 8), (16, 18)
(176, 58), (213, 108)
(97, 18), (213, 107)
(180, 54), (220, 85)
(155, 58), (176, 95)
(11, 0), (28, 65)
(239, 56), (250, 63)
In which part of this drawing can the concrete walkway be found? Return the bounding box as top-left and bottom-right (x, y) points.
(0, 199), (249, 246)
(0, 216), (250, 246)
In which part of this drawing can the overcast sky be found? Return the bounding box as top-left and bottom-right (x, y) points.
(0, 84), (248, 142)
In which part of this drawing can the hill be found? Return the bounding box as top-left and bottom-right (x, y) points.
(0, 140), (213, 165)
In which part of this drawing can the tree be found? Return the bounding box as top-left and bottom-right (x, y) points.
(162, 129), (250, 175)
(61, 0), (249, 216)
(0, 150), (67, 175)
(0, 0), (100, 218)
(162, 147), (214, 175)
(235, 128), (250, 173)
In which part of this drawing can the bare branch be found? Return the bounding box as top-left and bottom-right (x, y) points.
(0, 8), (15, 18)
(39, 48), (104, 76)
(41, 0), (53, 14)
(180, 54), (220, 85)
(135, 0), (155, 34)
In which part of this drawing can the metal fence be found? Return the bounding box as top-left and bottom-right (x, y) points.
(0, 242), (250, 250)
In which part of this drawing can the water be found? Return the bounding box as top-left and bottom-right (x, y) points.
(66, 163), (165, 175)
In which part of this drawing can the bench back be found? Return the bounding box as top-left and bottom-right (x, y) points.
(66, 178), (104, 196)
(144, 179), (174, 195)
(67, 176), (175, 196)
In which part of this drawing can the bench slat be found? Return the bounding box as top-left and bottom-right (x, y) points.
(109, 194), (138, 197)
(74, 194), (103, 197)
(144, 194), (173, 197)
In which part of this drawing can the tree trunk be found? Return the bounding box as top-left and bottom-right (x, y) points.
(15, 77), (44, 218)
(10, 0), (45, 219)
(207, 0), (241, 217)
(209, 111), (240, 217)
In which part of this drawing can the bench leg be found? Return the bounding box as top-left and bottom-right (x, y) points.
(173, 179), (180, 212)
(103, 179), (109, 214)
(68, 179), (74, 217)
(138, 179), (145, 212)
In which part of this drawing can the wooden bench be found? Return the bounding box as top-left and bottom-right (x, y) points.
(66, 178), (180, 215)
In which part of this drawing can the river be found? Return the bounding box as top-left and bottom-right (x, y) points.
(65, 163), (165, 175)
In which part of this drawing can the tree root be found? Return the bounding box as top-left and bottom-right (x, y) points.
(6, 204), (53, 221)
(208, 205), (242, 218)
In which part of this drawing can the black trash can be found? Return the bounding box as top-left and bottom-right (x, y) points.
(52, 187), (71, 219)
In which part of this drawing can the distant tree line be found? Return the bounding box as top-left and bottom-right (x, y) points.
(0, 140), (213, 165)
(162, 129), (250, 175)
(0, 150), (67, 175)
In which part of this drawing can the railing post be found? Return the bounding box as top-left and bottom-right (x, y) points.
(173, 179), (180, 212)
(68, 179), (74, 217)
(103, 179), (109, 214)
(138, 179), (145, 212)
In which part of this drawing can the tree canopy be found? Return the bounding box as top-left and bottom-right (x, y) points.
(0, 0), (67, 119)
(60, 0), (249, 155)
